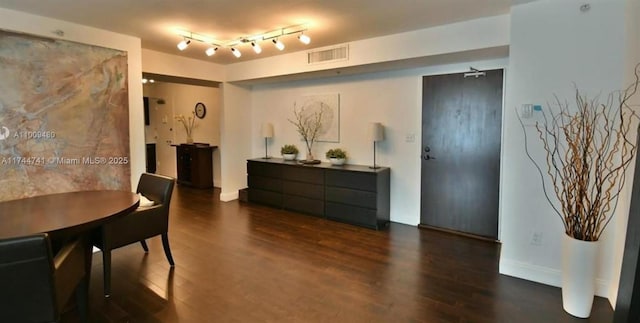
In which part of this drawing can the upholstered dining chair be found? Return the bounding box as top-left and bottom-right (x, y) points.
(0, 233), (89, 323)
(93, 173), (176, 297)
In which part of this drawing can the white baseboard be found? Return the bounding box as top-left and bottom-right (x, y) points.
(499, 259), (609, 298)
(220, 191), (238, 202)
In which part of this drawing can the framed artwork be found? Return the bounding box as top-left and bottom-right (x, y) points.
(0, 30), (130, 200)
(295, 94), (340, 142)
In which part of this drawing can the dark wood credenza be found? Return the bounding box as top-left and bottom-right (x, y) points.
(247, 158), (390, 230)
(174, 143), (217, 189)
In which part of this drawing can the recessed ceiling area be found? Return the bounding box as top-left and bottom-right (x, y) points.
(0, 0), (511, 64)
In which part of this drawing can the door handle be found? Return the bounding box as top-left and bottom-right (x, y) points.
(422, 146), (435, 160)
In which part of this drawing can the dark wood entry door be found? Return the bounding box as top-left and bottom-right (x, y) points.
(420, 69), (503, 239)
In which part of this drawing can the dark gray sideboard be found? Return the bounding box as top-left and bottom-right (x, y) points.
(247, 158), (390, 230)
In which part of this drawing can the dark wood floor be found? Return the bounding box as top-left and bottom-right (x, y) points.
(72, 185), (613, 322)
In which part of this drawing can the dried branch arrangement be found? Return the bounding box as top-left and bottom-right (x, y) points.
(288, 103), (326, 161)
(175, 111), (196, 142)
(520, 66), (640, 241)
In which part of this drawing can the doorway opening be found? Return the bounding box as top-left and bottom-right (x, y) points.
(142, 73), (222, 188)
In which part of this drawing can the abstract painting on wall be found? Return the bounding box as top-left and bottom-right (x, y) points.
(0, 30), (130, 201)
(295, 94), (340, 142)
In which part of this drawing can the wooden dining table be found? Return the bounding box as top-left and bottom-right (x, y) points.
(0, 190), (139, 240)
(0, 190), (139, 318)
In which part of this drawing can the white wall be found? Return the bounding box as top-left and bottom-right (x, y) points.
(0, 8), (145, 189)
(499, 0), (634, 305)
(142, 49), (225, 82)
(144, 83), (222, 187)
(220, 83), (252, 201)
(251, 58), (508, 225)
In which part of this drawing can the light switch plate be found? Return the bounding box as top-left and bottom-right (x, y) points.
(518, 103), (545, 127)
(405, 133), (415, 143)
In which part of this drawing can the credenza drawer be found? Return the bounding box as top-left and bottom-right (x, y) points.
(325, 187), (376, 208)
(283, 181), (323, 200)
(325, 170), (376, 191)
(283, 195), (324, 217)
(248, 175), (282, 192)
(248, 161), (282, 178)
(325, 202), (377, 228)
(249, 188), (282, 207)
(282, 166), (324, 184)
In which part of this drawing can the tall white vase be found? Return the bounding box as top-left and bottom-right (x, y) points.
(561, 234), (598, 318)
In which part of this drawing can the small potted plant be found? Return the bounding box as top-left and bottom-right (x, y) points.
(326, 148), (347, 166)
(281, 144), (299, 161)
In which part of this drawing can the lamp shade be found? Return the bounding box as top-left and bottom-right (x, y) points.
(261, 123), (274, 138)
(369, 122), (384, 142)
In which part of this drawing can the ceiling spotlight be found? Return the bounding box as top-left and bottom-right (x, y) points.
(205, 47), (218, 56)
(149, 79), (155, 83)
(177, 39), (191, 51)
(142, 78), (148, 84)
(298, 33), (311, 45)
(272, 38), (285, 51)
(251, 42), (262, 54)
(231, 47), (242, 58)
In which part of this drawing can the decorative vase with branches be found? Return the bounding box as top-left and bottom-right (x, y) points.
(175, 111), (196, 144)
(519, 65), (640, 317)
(520, 66), (640, 242)
(288, 103), (327, 163)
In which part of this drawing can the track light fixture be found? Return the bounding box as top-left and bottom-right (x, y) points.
(205, 47), (218, 56)
(298, 33), (311, 45)
(175, 23), (310, 58)
(251, 42), (262, 54)
(272, 38), (285, 51)
(177, 39), (190, 51)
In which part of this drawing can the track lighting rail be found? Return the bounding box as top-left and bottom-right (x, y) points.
(175, 23), (310, 58)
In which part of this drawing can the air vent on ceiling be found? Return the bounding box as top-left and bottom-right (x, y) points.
(307, 45), (349, 64)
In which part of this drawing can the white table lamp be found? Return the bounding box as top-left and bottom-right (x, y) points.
(262, 123), (274, 159)
(369, 122), (384, 169)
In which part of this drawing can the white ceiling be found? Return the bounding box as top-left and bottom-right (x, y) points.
(0, 0), (511, 65)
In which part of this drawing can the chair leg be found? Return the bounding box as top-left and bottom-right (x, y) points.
(140, 240), (149, 252)
(161, 233), (175, 267)
(102, 250), (111, 297)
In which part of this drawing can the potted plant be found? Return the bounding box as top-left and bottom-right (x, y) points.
(281, 144), (299, 161)
(288, 104), (327, 164)
(520, 66), (640, 318)
(326, 148), (347, 166)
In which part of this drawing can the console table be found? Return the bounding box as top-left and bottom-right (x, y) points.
(174, 143), (217, 189)
(247, 158), (390, 230)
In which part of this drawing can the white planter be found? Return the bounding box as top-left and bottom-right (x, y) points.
(329, 158), (346, 166)
(561, 234), (598, 318)
(282, 154), (297, 161)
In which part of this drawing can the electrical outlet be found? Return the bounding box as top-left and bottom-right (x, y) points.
(530, 231), (543, 246)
